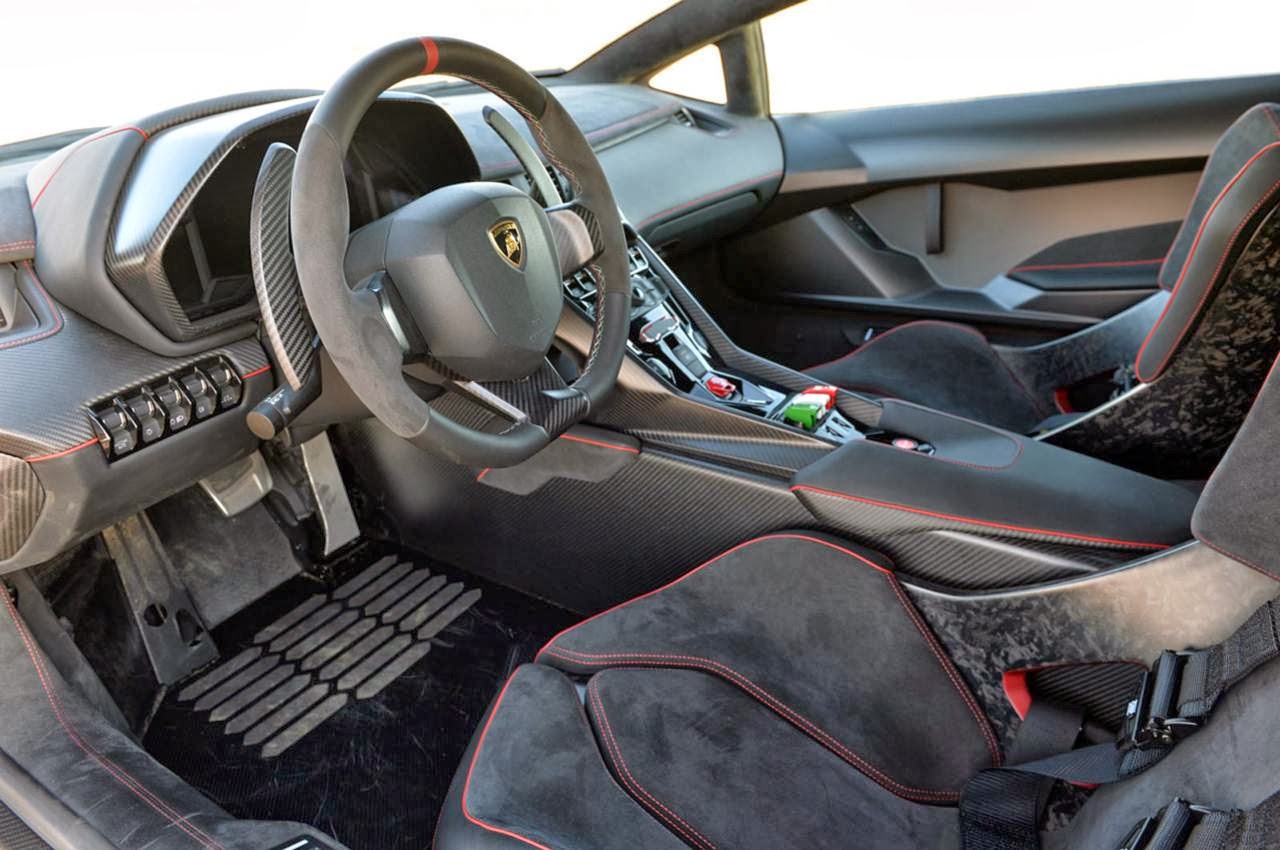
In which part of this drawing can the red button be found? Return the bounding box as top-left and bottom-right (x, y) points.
(705, 375), (737, 399)
(803, 385), (839, 410)
(891, 437), (919, 451)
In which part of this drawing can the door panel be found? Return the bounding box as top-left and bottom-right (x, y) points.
(696, 74), (1280, 368)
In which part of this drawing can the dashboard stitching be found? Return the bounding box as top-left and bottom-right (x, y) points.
(635, 169), (783, 229)
(29, 126), (148, 207)
(0, 262), (63, 351)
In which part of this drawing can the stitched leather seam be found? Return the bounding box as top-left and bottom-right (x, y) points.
(29, 126), (148, 207)
(1197, 535), (1280, 583)
(790, 484), (1170, 550)
(0, 262), (64, 351)
(883, 574), (1001, 764)
(1009, 258), (1163, 273)
(804, 320), (1048, 416)
(635, 171), (783, 230)
(588, 682), (716, 850)
(1, 592), (224, 849)
(548, 647), (960, 802)
(0, 240), (35, 251)
(1135, 143), (1280, 381)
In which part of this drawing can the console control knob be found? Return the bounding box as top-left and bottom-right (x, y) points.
(203, 361), (244, 409)
(94, 404), (140, 457)
(154, 378), (194, 432)
(181, 371), (219, 420)
(705, 374), (738, 400)
(125, 393), (166, 444)
(630, 281), (646, 307)
(644, 357), (675, 384)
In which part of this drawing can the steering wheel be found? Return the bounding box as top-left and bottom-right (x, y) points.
(291, 37), (629, 468)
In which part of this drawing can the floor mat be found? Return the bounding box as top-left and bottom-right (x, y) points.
(144, 545), (577, 850)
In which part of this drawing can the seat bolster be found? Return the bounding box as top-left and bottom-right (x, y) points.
(434, 663), (687, 850)
(805, 320), (1049, 433)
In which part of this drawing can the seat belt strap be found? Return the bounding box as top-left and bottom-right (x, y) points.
(961, 599), (1280, 850)
(1117, 790), (1280, 850)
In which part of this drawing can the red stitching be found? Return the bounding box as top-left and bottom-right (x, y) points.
(1009, 257), (1163, 273)
(241, 364), (271, 380)
(635, 171), (783, 229)
(789, 484), (1170, 550)
(1198, 535), (1280, 583)
(883, 574), (1001, 765)
(481, 105), (672, 175)
(458, 672), (555, 850)
(1, 592), (225, 849)
(0, 240), (35, 251)
(0, 262), (63, 351)
(30, 126), (148, 207)
(588, 683), (716, 850)
(1135, 143), (1280, 381)
(804, 320), (1047, 416)
(550, 647), (959, 802)
(1266, 105), (1280, 138)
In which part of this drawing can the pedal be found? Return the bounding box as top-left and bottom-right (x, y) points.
(103, 514), (218, 685)
(299, 431), (359, 557)
(199, 450), (274, 517)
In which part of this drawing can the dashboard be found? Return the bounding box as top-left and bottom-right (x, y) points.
(0, 79), (785, 572)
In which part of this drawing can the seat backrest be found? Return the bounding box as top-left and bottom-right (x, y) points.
(1134, 103), (1280, 382)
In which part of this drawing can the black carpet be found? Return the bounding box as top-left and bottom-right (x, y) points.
(143, 544), (577, 850)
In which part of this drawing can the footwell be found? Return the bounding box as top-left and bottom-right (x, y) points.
(144, 545), (577, 850)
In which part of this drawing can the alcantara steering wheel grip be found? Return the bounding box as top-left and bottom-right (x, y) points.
(291, 37), (630, 468)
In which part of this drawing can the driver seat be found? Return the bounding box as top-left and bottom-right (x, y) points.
(433, 536), (1280, 850)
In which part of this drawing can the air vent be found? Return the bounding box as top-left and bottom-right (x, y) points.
(670, 106), (734, 137)
(673, 108), (697, 128)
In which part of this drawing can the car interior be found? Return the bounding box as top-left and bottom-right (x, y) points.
(2, 1), (1280, 848)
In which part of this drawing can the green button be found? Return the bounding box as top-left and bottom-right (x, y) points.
(783, 400), (824, 430)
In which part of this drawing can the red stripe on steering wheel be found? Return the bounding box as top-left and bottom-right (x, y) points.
(420, 37), (440, 74)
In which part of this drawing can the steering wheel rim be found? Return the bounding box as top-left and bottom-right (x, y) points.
(291, 37), (629, 468)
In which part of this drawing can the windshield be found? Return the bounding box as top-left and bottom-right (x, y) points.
(3, 0), (679, 147)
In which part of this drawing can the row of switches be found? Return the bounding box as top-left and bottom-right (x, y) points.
(91, 358), (243, 460)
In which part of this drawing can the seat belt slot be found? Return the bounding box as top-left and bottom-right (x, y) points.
(1122, 650), (1204, 750)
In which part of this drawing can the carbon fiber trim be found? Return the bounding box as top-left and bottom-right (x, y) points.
(0, 265), (268, 458)
(106, 100), (322, 340)
(1045, 204), (1280, 477)
(1027, 662), (1146, 730)
(249, 144), (316, 391)
(0, 800), (50, 850)
(0, 454), (43, 561)
(553, 305), (834, 478)
(793, 487), (1151, 590)
(480, 359), (586, 436)
(634, 238), (885, 428)
(132, 89), (320, 137)
(336, 420), (818, 613)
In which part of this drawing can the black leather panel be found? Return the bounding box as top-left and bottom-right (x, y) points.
(1007, 221), (1179, 291)
(538, 533), (1000, 802)
(1137, 104), (1280, 381)
(434, 663), (686, 850)
(792, 400), (1197, 550)
(587, 667), (961, 850)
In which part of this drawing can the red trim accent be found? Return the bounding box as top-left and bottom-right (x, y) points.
(30, 126), (148, 207)
(1, 590), (228, 849)
(558, 433), (639, 454)
(459, 672), (555, 850)
(25, 437), (99, 463)
(588, 681), (717, 849)
(474, 467), (491, 482)
(1009, 257), (1163, 274)
(789, 484), (1170, 550)
(0, 240), (35, 252)
(241, 364), (271, 380)
(420, 37), (440, 75)
(537, 533), (1002, 801)
(1053, 388), (1075, 414)
(1002, 670), (1033, 720)
(539, 533), (892, 654)
(635, 171), (782, 229)
(1134, 142), (1280, 381)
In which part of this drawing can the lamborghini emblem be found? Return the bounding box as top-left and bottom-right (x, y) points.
(488, 219), (524, 269)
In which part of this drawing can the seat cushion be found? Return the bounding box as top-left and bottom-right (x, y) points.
(586, 666), (961, 850)
(537, 532), (1001, 802)
(806, 321), (1050, 433)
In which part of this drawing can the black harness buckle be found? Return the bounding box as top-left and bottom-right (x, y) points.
(1116, 798), (1214, 850)
(1121, 651), (1205, 750)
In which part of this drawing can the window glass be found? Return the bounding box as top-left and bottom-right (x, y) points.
(763, 0), (1279, 114)
(649, 45), (727, 104)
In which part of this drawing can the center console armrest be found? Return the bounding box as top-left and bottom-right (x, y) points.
(791, 400), (1197, 552)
